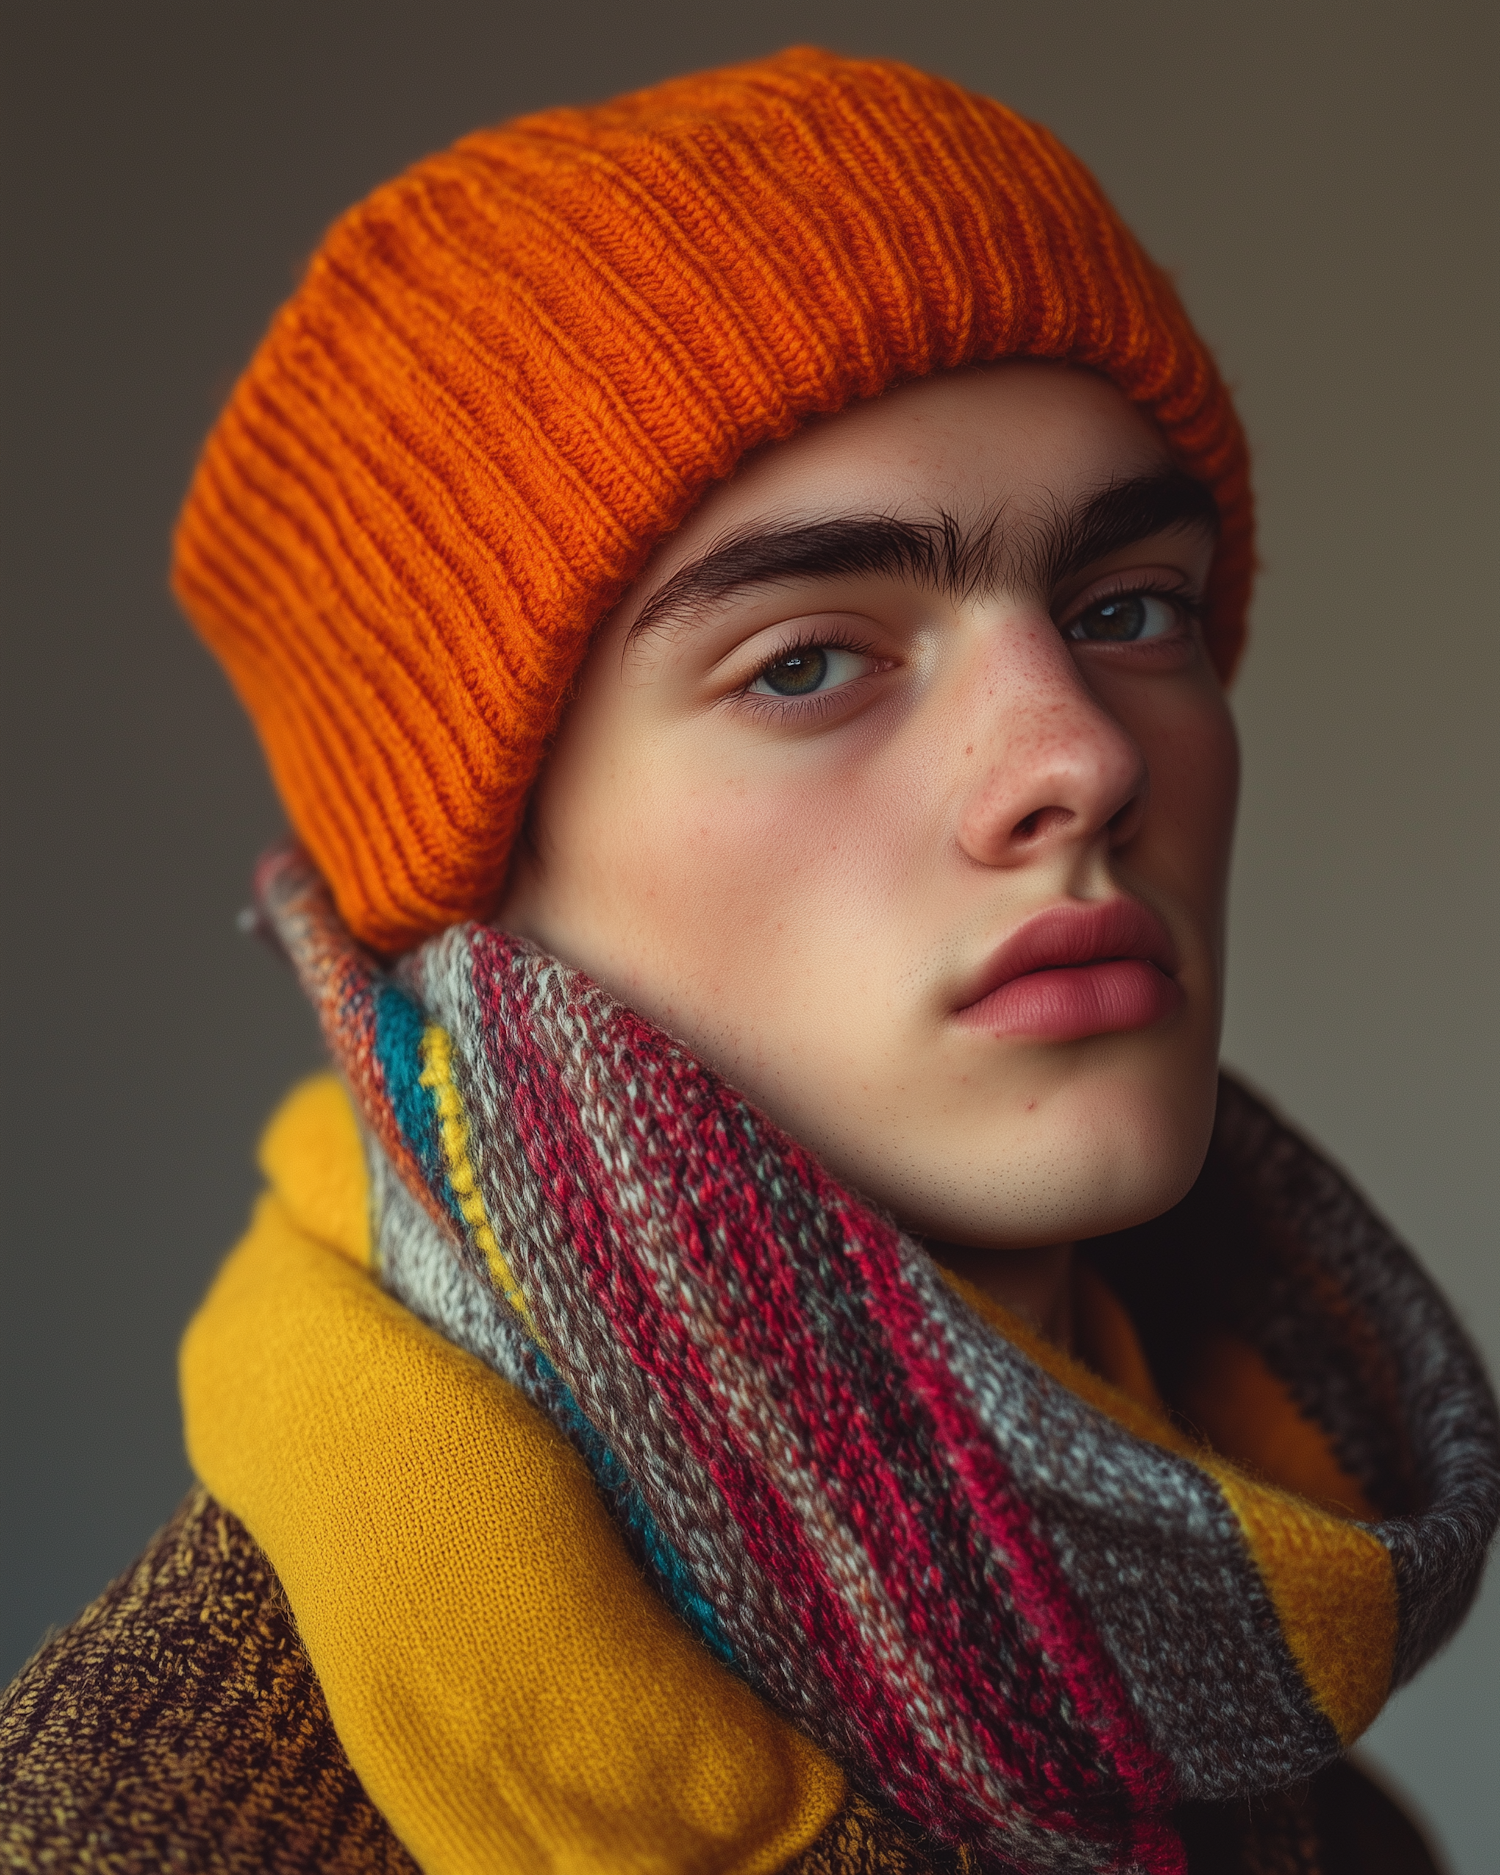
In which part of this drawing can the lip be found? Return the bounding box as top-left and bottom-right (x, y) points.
(953, 898), (1183, 1044)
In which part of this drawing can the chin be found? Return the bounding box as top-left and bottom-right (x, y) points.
(863, 1037), (1220, 1251)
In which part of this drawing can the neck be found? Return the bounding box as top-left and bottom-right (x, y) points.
(926, 1241), (1076, 1351)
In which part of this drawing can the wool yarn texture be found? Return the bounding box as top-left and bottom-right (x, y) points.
(172, 48), (1253, 954)
(254, 843), (1500, 1875)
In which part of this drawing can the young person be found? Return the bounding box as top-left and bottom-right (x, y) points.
(3, 49), (1495, 1875)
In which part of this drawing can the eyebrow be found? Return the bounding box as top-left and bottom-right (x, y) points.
(626, 468), (1219, 646)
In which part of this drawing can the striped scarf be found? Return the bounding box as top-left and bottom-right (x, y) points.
(257, 844), (1498, 1875)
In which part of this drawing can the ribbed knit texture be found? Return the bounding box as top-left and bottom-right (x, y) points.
(172, 48), (1252, 952)
(252, 843), (1499, 1875)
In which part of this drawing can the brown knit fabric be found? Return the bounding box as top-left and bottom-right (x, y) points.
(1175, 1763), (1443, 1875)
(0, 1487), (417, 1874)
(785, 1793), (980, 1873)
(1, 1493), (1442, 1875)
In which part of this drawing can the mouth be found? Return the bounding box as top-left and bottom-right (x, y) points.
(953, 897), (1183, 1044)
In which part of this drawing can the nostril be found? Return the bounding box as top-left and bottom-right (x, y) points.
(1012, 806), (1075, 843)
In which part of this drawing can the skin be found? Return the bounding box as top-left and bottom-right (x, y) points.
(501, 362), (1239, 1344)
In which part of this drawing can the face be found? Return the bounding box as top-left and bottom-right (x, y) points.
(501, 362), (1239, 1250)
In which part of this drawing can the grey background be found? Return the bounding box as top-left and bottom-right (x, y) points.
(3, 1), (1495, 1865)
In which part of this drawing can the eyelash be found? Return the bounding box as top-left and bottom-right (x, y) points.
(729, 575), (1203, 720)
(733, 631), (883, 719)
(1061, 576), (1206, 639)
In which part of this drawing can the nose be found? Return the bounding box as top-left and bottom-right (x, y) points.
(954, 616), (1148, 868)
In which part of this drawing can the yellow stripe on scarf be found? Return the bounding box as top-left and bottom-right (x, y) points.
(418, 1024), (540, 1343)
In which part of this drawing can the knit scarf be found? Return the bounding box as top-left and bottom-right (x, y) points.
(257, 845), (1499, 1875)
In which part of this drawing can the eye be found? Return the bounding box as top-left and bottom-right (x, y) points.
(748, 643), (877, 698)
(1064, 591), (1183, 643)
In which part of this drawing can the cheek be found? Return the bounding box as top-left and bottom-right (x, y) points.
(1138, 687), (1240, 918)
(630, 757), (881, 962)
(575, 735), (915, 1060)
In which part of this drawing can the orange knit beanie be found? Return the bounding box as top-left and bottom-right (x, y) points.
(173, 47), (1252, 953)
